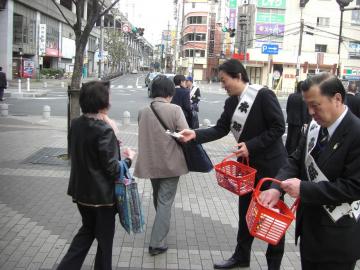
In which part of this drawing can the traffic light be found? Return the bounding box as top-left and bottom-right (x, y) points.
(131, 27), (138, 33)
(228, 28), (236, 38)
(138, 28), (144, 36)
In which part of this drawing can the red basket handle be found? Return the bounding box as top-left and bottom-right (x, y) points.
(255, 178), (300, 214)
(254, 177), (282, 194)
(222, 153), (249, 165)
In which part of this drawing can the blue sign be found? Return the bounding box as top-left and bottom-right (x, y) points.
(262, 44), (279, 54)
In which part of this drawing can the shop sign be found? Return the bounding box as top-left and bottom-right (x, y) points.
(256, 23), (284, 36)
(343, 67), (360, 81)
(257, 0), (286, 9)
(256, 12), (285, 24)
(39, 24), (46, 56)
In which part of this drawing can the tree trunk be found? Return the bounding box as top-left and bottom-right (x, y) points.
(69, 37), (86, 121)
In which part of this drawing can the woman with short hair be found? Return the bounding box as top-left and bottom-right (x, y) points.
(134, 75), (189, 256)
(57, 81), (135, 270)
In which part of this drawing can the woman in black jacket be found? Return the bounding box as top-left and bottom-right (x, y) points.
(57, 81), (135, 270)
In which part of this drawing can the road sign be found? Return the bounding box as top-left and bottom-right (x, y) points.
(261, 44), (279, 54)
(122, 24), (130, 33)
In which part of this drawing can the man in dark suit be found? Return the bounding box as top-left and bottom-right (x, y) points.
(345, 82), (360, 118)
(0, 67), (7, 101)
(179, 59), (287, 270)
(261, 73), (360, 270)
(285, 81), (311, 154)
(171, 74), (192, 127)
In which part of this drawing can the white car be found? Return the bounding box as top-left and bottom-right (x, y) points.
(131, 69), (138, 74)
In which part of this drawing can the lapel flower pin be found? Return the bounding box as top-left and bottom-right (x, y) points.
(333, 143), (339, 150)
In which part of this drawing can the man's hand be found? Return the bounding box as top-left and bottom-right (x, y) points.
(280, 178), (301, 198)
(178, 129), (196, 142)
(234, 142), (249, 158)
(259, 189), (281, 208)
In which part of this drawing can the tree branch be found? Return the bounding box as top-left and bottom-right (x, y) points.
(50, 0), (74, 30)
(98, 0), (121, 19)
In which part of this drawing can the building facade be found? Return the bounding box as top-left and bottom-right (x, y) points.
(0, 0), (153, 80)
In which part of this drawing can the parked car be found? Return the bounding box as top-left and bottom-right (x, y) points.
(148, 73), (176, 98)
(145, 72), (160, 87)
(131, 69), (138, 74)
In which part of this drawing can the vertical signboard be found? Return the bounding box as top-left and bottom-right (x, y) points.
(39, 24), (46, 56)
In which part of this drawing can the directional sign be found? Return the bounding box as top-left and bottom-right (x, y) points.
(262, 44), (279, 54)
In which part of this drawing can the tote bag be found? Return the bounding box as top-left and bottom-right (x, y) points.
(115, 160), (145, 234)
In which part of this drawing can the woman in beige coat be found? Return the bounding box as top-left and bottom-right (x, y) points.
(134, 75), (189, 256)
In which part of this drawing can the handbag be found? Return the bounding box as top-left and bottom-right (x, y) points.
(150, 102), (213, 173)
(115, 160), (145, 234)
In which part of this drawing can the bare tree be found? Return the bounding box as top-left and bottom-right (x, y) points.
(104, 28), (128, 73)
(51, 0), (120, 120)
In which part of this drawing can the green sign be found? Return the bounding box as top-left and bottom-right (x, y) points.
(230, 0), (237, 8)
(257, 0), (286, 9)
(256, 12), (285, 23)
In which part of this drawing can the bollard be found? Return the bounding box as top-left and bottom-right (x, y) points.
(43, 82), (47, 88)
(42, 105), (51, 120)
(27, 78), (30, 92)
(61, 82), (65, 88)
(0, 103), (8, 117)
(123, 111), (130, 126)
(18, 79), (22, 93)
(203, 118), (211, 127)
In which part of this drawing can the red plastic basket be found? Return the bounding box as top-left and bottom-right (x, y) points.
(246, 178), (299, 245)
(214, 154), (257, 196)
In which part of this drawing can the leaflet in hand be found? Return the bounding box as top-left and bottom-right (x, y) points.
(165, 130), (183, 139)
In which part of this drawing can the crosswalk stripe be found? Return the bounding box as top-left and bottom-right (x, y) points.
(117, 85), (124, 88)
(127, 85), (133, 88)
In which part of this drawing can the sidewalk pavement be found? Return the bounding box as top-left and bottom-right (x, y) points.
(0, 114), (358, 270)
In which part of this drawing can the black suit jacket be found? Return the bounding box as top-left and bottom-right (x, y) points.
(68, 116), (121, 205)
(0, 71), (7, 88)
(286, 92), (310, 126)
(345, 93), (360, 118)
(171, 86), (192, 124)
(276, 111), (360, 262)
(195, 87), (287, 180)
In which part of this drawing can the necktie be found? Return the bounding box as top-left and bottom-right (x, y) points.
(312, 127), (329, 160)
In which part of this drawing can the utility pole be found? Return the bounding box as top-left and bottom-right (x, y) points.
(174, 1), (180, 73)
(98, 15), (104, 79)
(296, 10), (304, 82)
(191, 27), (195, 78)
(164, 21), (170, 73)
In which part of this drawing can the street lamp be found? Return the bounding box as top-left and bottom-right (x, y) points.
(336, 0), (353, 77)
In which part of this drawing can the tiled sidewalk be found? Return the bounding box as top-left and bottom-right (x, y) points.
(0, 115), (358, 270)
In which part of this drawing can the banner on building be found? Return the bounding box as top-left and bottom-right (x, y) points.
(255, 23), (284, 36)
(257, 0), (286, 9)
(39, 24), (46, 56)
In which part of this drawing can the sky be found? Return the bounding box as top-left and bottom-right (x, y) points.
(118, 0), (176, 46)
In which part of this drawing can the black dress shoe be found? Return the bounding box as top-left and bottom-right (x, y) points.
(214, 257), (250, 269)
(148, 246), (168, 256)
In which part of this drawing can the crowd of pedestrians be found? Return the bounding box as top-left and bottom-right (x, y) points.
(56, 59), (360, 270)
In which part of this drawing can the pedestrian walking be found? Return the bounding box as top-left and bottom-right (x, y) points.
(134, 75), (189, 256)
(179, 59), (287, 270)
(186, 76), (201, 128)
(171, 74), (193, 128)
(57, 81), (136, 270)
(260, 73), (360, 270)
(285, 81), (311, 154)
(0, 67), (7, 101)
(345, 82), (360, 118)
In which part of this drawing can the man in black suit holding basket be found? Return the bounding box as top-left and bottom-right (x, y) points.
(261, 73), (360, 270)
(179, 59), (287, 270)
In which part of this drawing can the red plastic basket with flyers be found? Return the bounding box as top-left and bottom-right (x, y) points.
(246, 178), (299, 245)
(214, 153), (257, 196)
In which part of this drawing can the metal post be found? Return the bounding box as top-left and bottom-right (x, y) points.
(296, 9), (304, 82)
(192, 27), (195, 78)
(98, 16), (104, 79)
(337, 7), (344, 77)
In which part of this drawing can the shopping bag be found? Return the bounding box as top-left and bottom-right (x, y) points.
(181, 141), (213, 173)
(115, 160), (145, 234)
